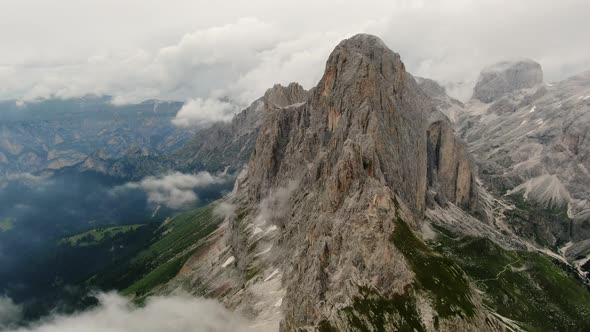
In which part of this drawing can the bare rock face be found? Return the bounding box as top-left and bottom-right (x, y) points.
(472, 59), (543, 103)
(427, 121), (477, 210)
(165, 43), (590, 332)
(416, 77), (465, 123)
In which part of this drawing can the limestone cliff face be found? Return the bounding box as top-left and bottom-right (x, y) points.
(416, 77), (465, 123)
(217, 34), (498, 331)
(472, 59), (543, 103)
(427, 121), (477, 210)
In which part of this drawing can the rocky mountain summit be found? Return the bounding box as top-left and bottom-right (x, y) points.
(472, 59), (543, 103)
(144, 35), (590, 331)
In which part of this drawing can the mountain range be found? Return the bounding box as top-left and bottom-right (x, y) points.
(2, 34), (590, 331)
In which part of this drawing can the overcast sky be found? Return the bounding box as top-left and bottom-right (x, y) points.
(1, 0), (589, 111)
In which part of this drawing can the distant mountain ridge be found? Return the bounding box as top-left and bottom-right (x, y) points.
(0, 96), (191, 181)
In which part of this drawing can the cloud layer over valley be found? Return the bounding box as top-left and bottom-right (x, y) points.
(4, 293), (248, 332)
(0, 297), (22, 330)
(118, 172), (231, 209)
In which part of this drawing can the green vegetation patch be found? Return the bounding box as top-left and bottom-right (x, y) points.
(134, 206), (221, 264)
(122, 253), (190, 296)
(60, 224), (145, 247)
(434, 230), (590, 332)
(341, 286), (426, 332)
(110, 205), (222, 297)
(390, 218), (476, 319)
(505, 194), (572, 250)
(0, 217), (15, 232)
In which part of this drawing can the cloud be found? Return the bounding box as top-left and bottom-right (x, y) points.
(255, 180), (299, 229)
(120, 172), (229, 209)
(213, 202), (237, 220)
(1, 0), (589, 107)
(6, 293), (249, 332)
(172, 98), (239, 127)
(6, 173), (48, 184)
(0, 17), (282, 107)
(0, 296), (22, 330)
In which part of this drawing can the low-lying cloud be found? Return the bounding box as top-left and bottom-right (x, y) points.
(213, 202), (237, 220)
(120, 172), (229, 209)
(6, 293), (249, 332)
(0, 296), (22, 330)
(172, 98), (239, 127)
(255, 180), (299, 229)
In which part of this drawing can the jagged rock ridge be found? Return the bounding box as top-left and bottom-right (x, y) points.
(416, 77), (465, 123)
(245, 34), (488, 330)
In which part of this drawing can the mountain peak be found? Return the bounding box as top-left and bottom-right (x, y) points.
(472, 58), (543, 103)
(337, 33), (390, 53)
(263, 82), (308, 111)
(248, 34), (478, 213)
(318, 34), (406, 100)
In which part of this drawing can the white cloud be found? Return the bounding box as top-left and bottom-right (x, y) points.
(0, 296), (22, 330)
(1, 0), (589, 107)
(120, 172), (229, 209)
(213, 202), (237, 220)
(172, 98), (239, 127)
(6, 173), (47, 184)
(6, 293), (249, 332)
(255, 180), (299, 228)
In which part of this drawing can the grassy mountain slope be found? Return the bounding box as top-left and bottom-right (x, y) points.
(88, 205), (223, 299)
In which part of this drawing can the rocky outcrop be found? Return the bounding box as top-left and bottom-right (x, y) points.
(416, 77), (465, 123)
(472, 59), (543, 103)
(157, 40), (590, 332)
(427, 121), (477, 210)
